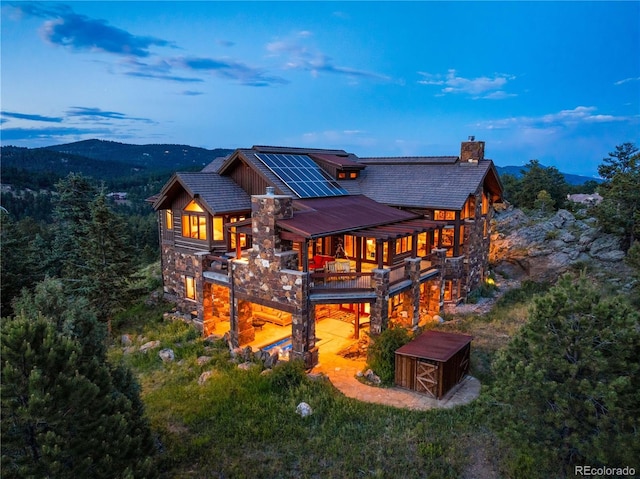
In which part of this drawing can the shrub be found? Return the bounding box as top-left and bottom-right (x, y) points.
(269, 359), (306, 393)
(366, 324), (413, 385)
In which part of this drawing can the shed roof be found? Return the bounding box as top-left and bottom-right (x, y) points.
(395, 330), (473, 362)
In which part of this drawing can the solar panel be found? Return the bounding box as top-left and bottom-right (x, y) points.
(255, 153), (350, 199)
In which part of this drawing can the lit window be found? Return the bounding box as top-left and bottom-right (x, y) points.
(213, 217), (224, 241)
(349, 172), (358, 179)
(337, 172), (346, 179)
(434, 210), (456, 221)
(444, 280), (453, 302)
(165, 210), (173, 230)
(185, 276), (196, 300)
(182, 200), (207, 240)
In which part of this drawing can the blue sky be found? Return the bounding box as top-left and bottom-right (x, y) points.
(1, 1), (639, 176)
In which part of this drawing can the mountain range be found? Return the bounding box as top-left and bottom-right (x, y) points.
(1, 139), (600, 188)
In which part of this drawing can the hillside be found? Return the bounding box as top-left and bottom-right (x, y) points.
(43, 139), (232, 170)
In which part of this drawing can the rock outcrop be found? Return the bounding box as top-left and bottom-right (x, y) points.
(490, 207), (631, 286)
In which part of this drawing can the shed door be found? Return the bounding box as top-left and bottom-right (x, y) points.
(416, 360), (438, 398)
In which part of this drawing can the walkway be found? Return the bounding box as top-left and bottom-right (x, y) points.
(310, 319), (481, 411)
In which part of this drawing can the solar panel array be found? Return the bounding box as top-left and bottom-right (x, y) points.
(255, 153), (350, 199)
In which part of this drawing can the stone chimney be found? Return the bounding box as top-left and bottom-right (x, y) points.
(460, 136), (485, 163)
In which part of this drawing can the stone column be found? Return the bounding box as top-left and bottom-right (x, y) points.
(404, 257), (422, 328)
(370, 268), (390, 334)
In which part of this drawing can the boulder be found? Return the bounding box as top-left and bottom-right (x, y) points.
(364, 369), (381, 385)
(159, 348), (175, 362)
(264, 351), (279, 369)
(238, 361), (258, 371)
(121, 334), (132, 346)
(198, 371), (214, 385)
(196, 356), (212, 366)
(139, 340), (161, 353)
(296, 402), (313, 417)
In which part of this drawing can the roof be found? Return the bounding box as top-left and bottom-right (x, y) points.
(277, 195), (422, 238)
(153, 172), (251, 214)
(347, 160), (502, 210)
(395, 330), (473, 362)
(201, 155), (229, 172)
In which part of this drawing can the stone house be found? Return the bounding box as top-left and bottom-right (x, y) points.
(151, 139), (502, 368)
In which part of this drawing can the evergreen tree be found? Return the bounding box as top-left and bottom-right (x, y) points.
(511, 160), (569, 210)
(490, 275), (640, 477)
(51, 173), (96, 279)
(1, 307), (157, 478)
(594, 142), (640, 250)
(77, 193), (136, 326)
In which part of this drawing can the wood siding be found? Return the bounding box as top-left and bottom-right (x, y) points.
(228, 160), (270, 196)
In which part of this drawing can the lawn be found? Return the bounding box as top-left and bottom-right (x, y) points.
(110, 281), (547, 478)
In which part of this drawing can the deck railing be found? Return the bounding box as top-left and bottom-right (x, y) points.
(310, 271), (374, 292)
(389, 263), (407, 285)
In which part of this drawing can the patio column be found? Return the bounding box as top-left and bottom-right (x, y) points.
(404, 257), (422, 328)
(370, 268), (390, 334)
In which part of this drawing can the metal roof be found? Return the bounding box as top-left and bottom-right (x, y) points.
(395, 330), (473, 362)
(276, 195), (434, 239)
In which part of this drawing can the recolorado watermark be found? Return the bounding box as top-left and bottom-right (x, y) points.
(575, 465), (636, 477)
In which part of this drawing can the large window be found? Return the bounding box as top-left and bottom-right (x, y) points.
(182, 200), (207, 240)
(212, 217), (224, 241)
(185, 276), (196, 300)
(395, 236), (413, 255)
(434, 210), (456, 221)
(229, 216), (247, 249)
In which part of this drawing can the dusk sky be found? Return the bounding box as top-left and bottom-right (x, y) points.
(2, 1), (639, 176)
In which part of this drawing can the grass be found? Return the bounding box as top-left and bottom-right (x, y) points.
(109, 280), (549, 478)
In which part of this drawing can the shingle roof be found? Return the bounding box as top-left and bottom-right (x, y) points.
(153, 172), (251, 214)
(201, 155), (229, 172)
(351, 160), (498, 210)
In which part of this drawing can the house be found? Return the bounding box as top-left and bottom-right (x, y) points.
(151, 139), (502, 368)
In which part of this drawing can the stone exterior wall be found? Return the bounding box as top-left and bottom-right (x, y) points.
(161, 244), (206, 323)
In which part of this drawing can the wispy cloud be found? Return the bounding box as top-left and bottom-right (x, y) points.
(614, 77), (640, 86)
(478, 106), (629, 130)
(418, 69), (516, 99)
(67, 107), (154, 123)
(267, 34), (391, 82)
(1, 111), (63, 122)
(172, 56), (288, 87)
(0, 126), (112, 142)
(9, 2), (174, 57)
(8, 2), (285, 88)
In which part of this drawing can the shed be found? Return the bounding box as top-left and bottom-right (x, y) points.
(394, 330), (472, 399)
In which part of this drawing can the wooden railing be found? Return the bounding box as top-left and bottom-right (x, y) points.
(389, 263), (407, 285)
(310, 271), (374, 292)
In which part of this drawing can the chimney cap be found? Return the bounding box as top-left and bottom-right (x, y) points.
(265, 186), (275, 196)
(468, 135), (475, 141)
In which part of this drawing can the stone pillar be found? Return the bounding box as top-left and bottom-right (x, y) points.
(202, 282), (214, 336)
(404, 257), (422, 328)
(370, 268), (390, 334)
(290, 303), (318, 369)
(236, 299), (255, 345)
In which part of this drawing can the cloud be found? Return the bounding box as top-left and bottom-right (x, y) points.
(172, 56), (289, 87)
(1, 111), (63, 122)
(614, 77), (640, 86)
(0, 126), (112, 142)
(477, 106), (629, 131)
(67, 107), (154, 123)
(181, 90), (205, 96)
(266, 36), (391, 82)
(418, 69), (516, 99)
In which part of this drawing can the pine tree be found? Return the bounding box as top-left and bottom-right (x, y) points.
(1, 310), (158, 478)
(490, 275), (640, 477)
(594, 142), (640, 250)
(77, 193), (136, 326)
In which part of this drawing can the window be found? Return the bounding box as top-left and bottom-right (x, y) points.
(443, 280), (453, 302)
(229, 216), (247, 249)
(482, 191), (489, 215)
(462, 197), (476, 220)
(182, 200), (207, 240)
(395, 236), (413, 254)
(185, 276), (196, 300)
(434, 210), (456, 221)
(212, 217), (224, 241)
(165, 210), (173, 229)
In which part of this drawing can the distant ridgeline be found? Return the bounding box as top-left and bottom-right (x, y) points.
(495, 165), (602, 186)
(0, 139), (233, 189)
